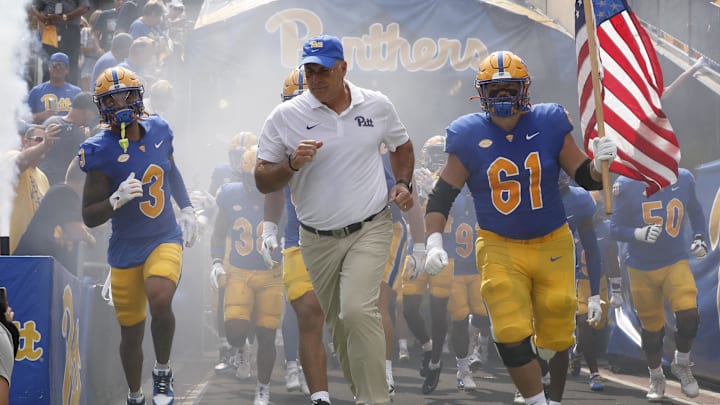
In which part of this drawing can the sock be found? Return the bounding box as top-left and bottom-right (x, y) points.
(399, 339), (408, 350)
(287, 360), (298, 370)
(310, 390), (330, 403)
(524, 392), (547, 405)
(548, 401), (562, 405)
(649, 366), (663, 376)
(675, 350), (690, 365)
(128, 389), (143, 400)
(421, 339), (433, 352)
(154, 362), (170, 372)
(429, 360), (441, 370)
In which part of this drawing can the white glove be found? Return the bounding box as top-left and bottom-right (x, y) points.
(592, 137), (618, 172)
(424, 233), (448, 276)
(260, 221), (279, 269)
(189, 190), (215, 212)
(109, 172), (143, 210)
(179, 206), (198, 247)
(209, 261), (226, 289)
(406, 243), (426, 281)
(101, 270), (113, 306)
(587, 294), (604, 326)
(608, 277), (623, 308)
(690, 234), (708, 259)
(634, 224), (662, 243)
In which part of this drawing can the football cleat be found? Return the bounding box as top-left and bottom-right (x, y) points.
(456, 369), (477, 391)
(285, 365), (301, 392)
(422, 361), (442, 395)
(589, 372), (604, 391)
(419, 350), (432, 377)
(671, 361), (699, 398)
(253, 384), (270, 405)
(126, 395), (146, 405)
(646, 371), (666, 402)
(398, 346), (410, 362)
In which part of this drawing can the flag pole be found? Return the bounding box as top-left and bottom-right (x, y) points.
(583, 0), (612, 213)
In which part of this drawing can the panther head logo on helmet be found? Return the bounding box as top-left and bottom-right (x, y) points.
(94, 66), (146, 127)
(475, 51), (531, 117)
(282, 66), (306, 102)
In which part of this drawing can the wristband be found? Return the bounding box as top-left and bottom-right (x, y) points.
(288, 154), (299, 171)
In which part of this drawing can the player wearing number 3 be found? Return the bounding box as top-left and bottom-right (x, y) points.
(78, 66), (197, 405)
(423, 51), (616, 405)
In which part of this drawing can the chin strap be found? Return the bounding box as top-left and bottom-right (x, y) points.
(118, 122), (129, 153)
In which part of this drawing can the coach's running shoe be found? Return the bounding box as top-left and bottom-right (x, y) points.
(419, 350), (432, 377)
(646, 370), (666, 402)
(152, 369), (174, 405)
(422, 361), (442, 395)
(126, 395), (146, 405)
(387, 374), (396, 399)
(253, 385), (270, 405)
(671, 361), (699, 398)
(589, 372), (604, 391)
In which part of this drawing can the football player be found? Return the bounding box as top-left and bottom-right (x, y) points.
(78, 66), (198, 405)
(209, 145), (284, 405)
(260, 66), (330, 405)
(424, 51), (616, 405)
(610, 168), (708, 401)
(401, 135), (453, 395)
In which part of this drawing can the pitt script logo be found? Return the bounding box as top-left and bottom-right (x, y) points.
(355, 116), (374, 127)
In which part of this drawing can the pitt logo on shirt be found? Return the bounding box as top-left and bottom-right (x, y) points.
(355, 116), (374, 127)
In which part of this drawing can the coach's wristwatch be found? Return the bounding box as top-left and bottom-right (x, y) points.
(396, 179), (413, 194)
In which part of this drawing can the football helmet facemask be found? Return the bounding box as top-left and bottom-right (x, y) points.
(475, 51), (531, 117)
(421, 135), (447, 173)
(94, 66), (145, 126)
(282, 66), (306, 102)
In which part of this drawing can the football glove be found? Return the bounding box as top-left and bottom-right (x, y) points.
(425, 232), (448, 276)
(587, 295), (604, 326)
(608, 277), (623, 308)
(592, 137), (618, 172)
(179, 207), (198, 247)
(406, 243), (426, 281)
(634, 224), (662, 244)
(260, 221), (279, 269)
(109, 172), (143, 210)
(690, 234), (708, 259)
(101, 270), (114, 306)
(210, 261), (226, 289)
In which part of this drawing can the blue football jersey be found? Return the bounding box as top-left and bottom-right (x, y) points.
(447, 188), (478, 276)
(446, 103), (572, 239)
(610, 168), (708, 270)
(78, 116), (183, 267)
(216, 182), (267, 270)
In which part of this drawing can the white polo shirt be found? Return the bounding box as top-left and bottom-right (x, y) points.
(258, 80), (409, 230)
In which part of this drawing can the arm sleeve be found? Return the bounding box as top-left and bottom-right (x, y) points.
(168, 160), (191, 209)
(578, 222), (602, 296)
(610, 181), (638, 242)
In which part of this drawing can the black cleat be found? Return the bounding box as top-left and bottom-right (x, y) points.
(419, 350), (432, 377)
(422, 361), (442, 395)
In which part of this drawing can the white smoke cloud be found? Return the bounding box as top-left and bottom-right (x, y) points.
(0, 0), (32, 237)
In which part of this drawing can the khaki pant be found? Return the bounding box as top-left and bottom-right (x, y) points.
(300, 208), (392, 405)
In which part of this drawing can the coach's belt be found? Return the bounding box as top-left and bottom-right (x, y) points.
(300, 207), (387, 238)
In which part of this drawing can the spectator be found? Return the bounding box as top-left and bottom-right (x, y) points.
(118, 36), (158, 87)
(41, 91), (98, 185)
(6, 124), (60, 253)
(79, 11), (105, 91)
(27, 52), (82, 124)
(94, 0), (126, 51)
(30, 0), (90, 86)
(91, 33), (133, 86)
(115, 0), (146, 34)
(128, 1), (167, 40)
(14, 160), (95, 274)
(0, 297), (20, 405)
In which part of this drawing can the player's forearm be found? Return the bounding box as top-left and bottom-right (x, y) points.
(425, 212), (447, 239)
(404, 189), (425, 242)
(579, 229), (602, 296)
(254, 159), (294, 194)
(82, 200), (113, 228)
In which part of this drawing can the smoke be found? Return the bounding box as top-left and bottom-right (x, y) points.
(0, 0), (32, 237)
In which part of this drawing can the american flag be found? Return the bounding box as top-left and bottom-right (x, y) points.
(575, 0), (680, 195)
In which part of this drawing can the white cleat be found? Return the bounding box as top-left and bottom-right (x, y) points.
(646, 372), (666, 402)
(285, 366), (301, 392)
(253, 385), (270, 405)
(456, 370), (477, 391)
(234, 348), (252, 380)
(513, 389), (525, 404)
(671, 361), (699, 398)
(398, 346), (410, 362)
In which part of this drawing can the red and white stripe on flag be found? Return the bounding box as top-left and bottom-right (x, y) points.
(575, 0), (680, 195)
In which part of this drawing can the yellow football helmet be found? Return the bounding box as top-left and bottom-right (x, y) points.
(421, 135), (447, 173)
(240, 145), (258, 186)
(281, 66), (306, 102)
(228, 131), (257, 173)
(94, 66), (145, 126)
(475, 51), (531, 117)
